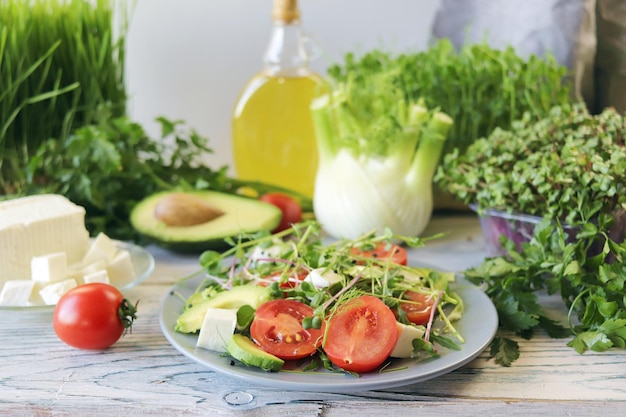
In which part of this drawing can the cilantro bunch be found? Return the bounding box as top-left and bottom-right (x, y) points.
(436, 103), (626, 365)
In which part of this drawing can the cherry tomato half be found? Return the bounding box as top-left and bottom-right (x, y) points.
(259, 193), (302, 232)
(250, 299), (324, 360)
(349, 242), (408, 266)
(323, 295), (398, 373)
(53, 283), (137, 350)
(399, 291), (435, 326)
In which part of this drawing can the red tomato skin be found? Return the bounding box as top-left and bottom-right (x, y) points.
(53, 283), (126, 350)
(250, 299), (324, 360)
(399, 291), (435, 326)
(259, 193), (302, 232)
(323, 295), (398, 373)
(350, 242), (408, 266)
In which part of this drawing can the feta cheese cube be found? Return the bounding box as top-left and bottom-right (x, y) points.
(390, 322), (425, 358)
(82, 232), (118, 265)
(39, 278), (78, 305)
(31, 252), (68, 283)
(304, 268), (343, 288)
(106, 249), (135, 285)
(82, 269), (110, 284)
(0, 280), (36, 306)
(80, 260), (108, 275)
(196, 308), (238, 352)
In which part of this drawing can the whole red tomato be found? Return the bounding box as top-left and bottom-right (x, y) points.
(53, 283), (137, 350)
(259, 192), (302, 232)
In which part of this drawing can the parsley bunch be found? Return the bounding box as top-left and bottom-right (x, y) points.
(436, 104), (626, 365)
(13, 108), (312, 241)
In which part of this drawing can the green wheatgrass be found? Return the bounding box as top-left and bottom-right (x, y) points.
(0, 0), (128, 194)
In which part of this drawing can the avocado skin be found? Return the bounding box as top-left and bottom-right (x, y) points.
(227, 334), (284, 372)
(130, 190), (282, 253)
(140, 236), (232, 254)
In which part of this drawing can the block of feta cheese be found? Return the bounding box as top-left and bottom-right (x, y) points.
(39, 278), (78, 305)
(31, 252), (68, 284)
(0, 280), (36, 306)
(0, 194), (89, 285)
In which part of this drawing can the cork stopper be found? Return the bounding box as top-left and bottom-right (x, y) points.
(272, 0), (300, 23)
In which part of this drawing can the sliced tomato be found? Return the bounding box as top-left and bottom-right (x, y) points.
(349, 242), (408, 265)
(399, 290), (435, 326)
(323, 295), (398, 373)
(259, 193), (302, 232)
(250, 299), (324, 360)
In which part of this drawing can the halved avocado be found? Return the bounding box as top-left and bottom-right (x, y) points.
(130, 190), (282, 252)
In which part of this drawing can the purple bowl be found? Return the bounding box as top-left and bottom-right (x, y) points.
(470, 204), (576, 258)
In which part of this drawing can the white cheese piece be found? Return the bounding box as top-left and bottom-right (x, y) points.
(82, 269), (110, 285)
(250, 241), (290, 264)
(39, 278), (78, 305)
(0, 280), (36, 306)
(0, 194), (89, 284)
(82, 232), (118, 265)
(304, 268), (343, 288)
(68, 260), (107, 281)
(106, 249), (135, 285)
(390, 322), (426, 358)
(31, 252), (68, 283)
(196, 308), (238, 353)
(80, 260), (108, 276)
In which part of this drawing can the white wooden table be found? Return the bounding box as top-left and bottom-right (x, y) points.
(2, 215), (625, 416)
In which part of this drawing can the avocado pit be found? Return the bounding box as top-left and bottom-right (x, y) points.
(154, 192), (224, 227)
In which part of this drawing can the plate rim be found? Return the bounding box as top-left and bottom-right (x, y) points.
(159, 273), (498, 393)
(0, 239), (155, 311)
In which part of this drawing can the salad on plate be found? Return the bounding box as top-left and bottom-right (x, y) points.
(172, 221), (464, 375)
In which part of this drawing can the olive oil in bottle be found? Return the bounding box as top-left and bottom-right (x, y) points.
(232, 0), (325, 198)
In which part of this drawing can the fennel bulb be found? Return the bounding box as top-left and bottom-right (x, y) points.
(311, 77), (452, 239)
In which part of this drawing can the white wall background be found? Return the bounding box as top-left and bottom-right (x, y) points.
(125, 0), (441, 173)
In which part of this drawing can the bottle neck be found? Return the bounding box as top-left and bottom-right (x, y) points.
(263, 19), (310, 77)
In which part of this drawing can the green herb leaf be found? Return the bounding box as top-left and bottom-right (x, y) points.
(489, 337), (520, 367)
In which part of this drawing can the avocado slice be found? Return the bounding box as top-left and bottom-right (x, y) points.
(227, 334), (284, 372)
(175, 284), (271, 333)
(130, 190), (282, 252)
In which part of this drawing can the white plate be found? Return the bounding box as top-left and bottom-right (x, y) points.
(159, 273), (498, 393)
(0, 240), (155, 311)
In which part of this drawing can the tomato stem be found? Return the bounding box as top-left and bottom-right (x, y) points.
(118, 298), (139, 334)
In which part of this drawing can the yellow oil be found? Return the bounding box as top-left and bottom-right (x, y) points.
(232, 73), (326, 198)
